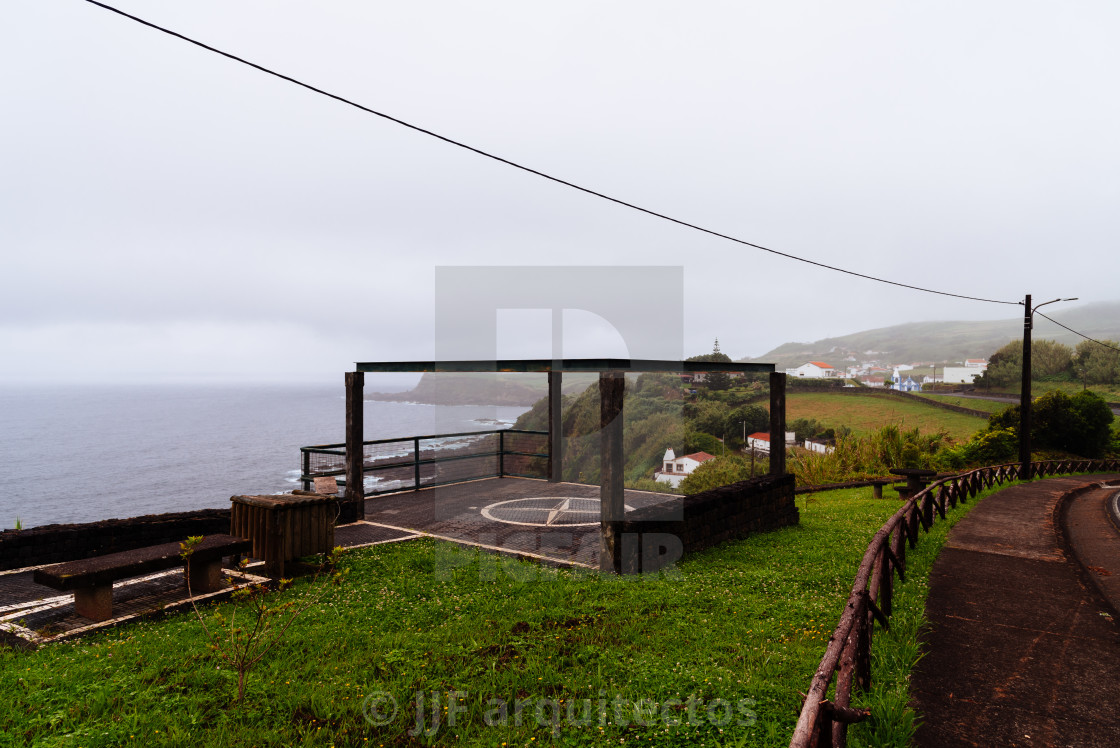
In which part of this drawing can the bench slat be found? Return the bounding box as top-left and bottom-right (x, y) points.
(33, 534), (252, 591)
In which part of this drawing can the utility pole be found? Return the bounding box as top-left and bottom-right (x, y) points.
(1019, 295), (1078, 480)
(1019, 295), (1032, 480)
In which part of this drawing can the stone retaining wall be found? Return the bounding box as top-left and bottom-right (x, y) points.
(0, 509), (232, 571)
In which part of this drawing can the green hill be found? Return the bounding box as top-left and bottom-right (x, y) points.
(743, 300), (1120, 369)
(370, 372), (596, 406)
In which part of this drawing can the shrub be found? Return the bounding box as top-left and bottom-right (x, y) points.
(987, 390), (1114, 458)
(679, 454), (762, 493)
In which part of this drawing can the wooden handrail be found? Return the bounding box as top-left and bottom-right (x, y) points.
(790, 458), (1120, 748)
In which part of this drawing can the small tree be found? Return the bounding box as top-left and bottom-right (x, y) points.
(1032, 339), (1073, 378)
(687, 339), (733, 391)
(679, 454), (757, 493)
(988, 390), (1114, 458)
(180, 538), (346, 703)
(724, 404), (769, 444)
(1074, 339), (1120, 385)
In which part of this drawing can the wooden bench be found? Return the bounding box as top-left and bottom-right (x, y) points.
(32, 534), (252, 622)
(869, 479), (894, 499)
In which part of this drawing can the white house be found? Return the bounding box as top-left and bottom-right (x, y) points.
(964, 359), (988, 369)
(746, 432), (771, 452)
(785, 361), (838, 379)
(746, 432), (796, 453)
(654, 448), (716, 488)
(804, 439), (834, 454)
(942, 367), (981, 384)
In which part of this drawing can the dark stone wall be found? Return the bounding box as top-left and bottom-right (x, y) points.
(619, 473), (797, 571)
(0, 509), (231, 571)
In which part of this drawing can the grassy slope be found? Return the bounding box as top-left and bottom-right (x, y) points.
(783, 392), (987, 441)
(2, 489), (903, 748)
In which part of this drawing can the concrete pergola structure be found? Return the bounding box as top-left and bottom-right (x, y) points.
(344, 359), (785, 573)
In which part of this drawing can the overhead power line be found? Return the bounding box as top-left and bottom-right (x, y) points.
(1035, 311), (1120, 353)
(83, 0), (1020, 306)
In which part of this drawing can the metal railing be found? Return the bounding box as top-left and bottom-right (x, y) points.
(299, 429), (548, 496)
(790, 457), (1120, 748)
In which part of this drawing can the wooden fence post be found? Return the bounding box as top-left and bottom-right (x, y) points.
(769, 372), (787, 476)
(599, 371), (626, 574)
(548, 370), (563, 482)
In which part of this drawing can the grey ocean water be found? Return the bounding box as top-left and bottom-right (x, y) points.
(0, 384), (527, 529)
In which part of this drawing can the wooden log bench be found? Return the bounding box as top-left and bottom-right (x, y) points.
(32, 534), (252, 622)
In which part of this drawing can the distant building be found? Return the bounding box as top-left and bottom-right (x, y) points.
(891, 368), (922, 392)
(746, 432), (796, 453)
(965, 359), (988, 369)
(786, 361), (838, 379)
(896, 376), (921, 392)
(654, 448), (716, 488)
(860, 376), (886, 387)
(804, 439), (834, 454)
(942, 367), (981, 384)
(747, 432), (771, 452)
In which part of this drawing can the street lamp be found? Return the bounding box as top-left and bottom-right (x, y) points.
(1019, 294), (1078, 479)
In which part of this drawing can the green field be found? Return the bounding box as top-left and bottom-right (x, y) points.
(783, 392), (988, 442)
(0, 487), (982, 748)
(912, 393), (1009, 415)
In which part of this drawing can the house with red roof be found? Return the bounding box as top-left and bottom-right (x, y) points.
(654, 447), (716, 488)
(746, 431), (797, 453)
(785, 361), (838, 379)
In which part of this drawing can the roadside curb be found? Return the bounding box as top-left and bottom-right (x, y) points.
(1058, 478), (1120, 621)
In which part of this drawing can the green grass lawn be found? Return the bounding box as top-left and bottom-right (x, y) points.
(0, 487), (987, 747)
(784, 392), (987, 442)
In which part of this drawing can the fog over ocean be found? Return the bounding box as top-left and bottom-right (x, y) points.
(0, 384), (527, 529)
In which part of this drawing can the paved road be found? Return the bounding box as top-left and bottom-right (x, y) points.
(948, 390), (1120, 416)
(911, 475), (1120, 747)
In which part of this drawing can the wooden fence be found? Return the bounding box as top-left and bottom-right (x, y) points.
(789, 458), (1120, 748)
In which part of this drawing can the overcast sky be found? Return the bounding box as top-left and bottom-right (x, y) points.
(3, 1), (1118, 386)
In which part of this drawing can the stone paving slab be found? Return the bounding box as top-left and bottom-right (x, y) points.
(912, 475), (1120, 748)
(360, 477), (679, 568)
